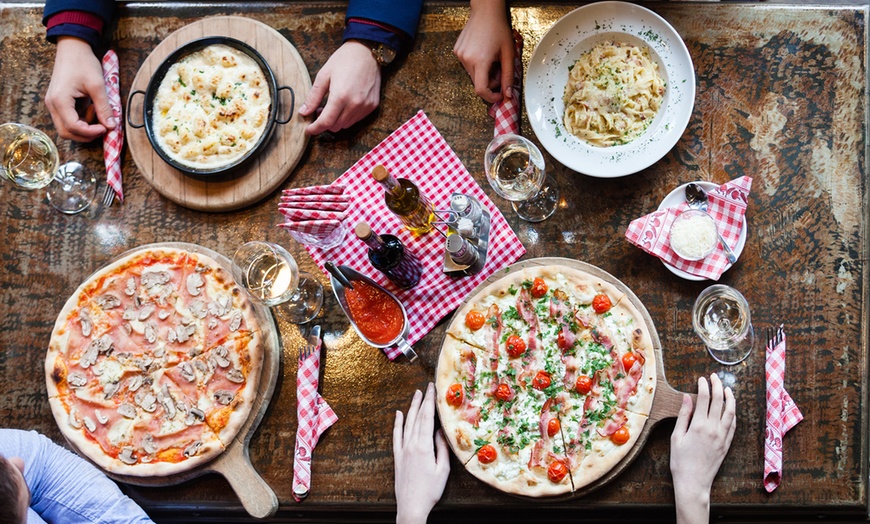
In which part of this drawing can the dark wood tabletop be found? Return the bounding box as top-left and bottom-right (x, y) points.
(0, 2), (866, 522)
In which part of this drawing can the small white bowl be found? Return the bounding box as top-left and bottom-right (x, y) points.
(669, 209), (718, 261)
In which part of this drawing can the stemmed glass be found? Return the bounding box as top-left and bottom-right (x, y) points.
(0, 122), (96, 214)
(692, 284), (754, 365)
(484, 133), (559, 222)
(231, 241), (323, 324)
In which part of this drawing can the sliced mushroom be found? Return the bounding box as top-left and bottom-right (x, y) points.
(118, 403), (137, 419)
(142, 434), (158, 455)
(141, 270), (171, 289)
(122, 306), (136, 321)
(123, 323), (133, 335)
(95, 293), (121, 310)
(144, 321), (158, 344)
(183, 440), (203, 457)
(186, 273), (205, 297)
(138, 305), (156, 321)
(68, 406), (82, 429)
(67, 372), (87, 388)
(103, 381), (119, 399)
(208, 295), (231, 317)
(226, 369), (245, 384)
(188, 299), (207, 319)
(229, 310), (242, 332)
(128, 375), (143, 392)
(194, 359), (211, 375)
(158, 309), (171, 320)
(79, 346), (98, 369)
(158, 385), (176, 419)
(95, 409), (109, 424)
(185, 407), (205, 426)
(118, 447), (137, 465)
(83, 416), (96, 433)
(140, 393), (157, 413)
(167, 329), (178, 343)
(207, 318), (219, 330)
(180, 362), (196, 383)
(78, 310), (93, 337)
(153, 346), (165, 358)
(125, 277), (137, 296)
(214, 390), (235, 406)
(174, 323), (195, 343)
(188, 346), (203, 358)
(214, 345), (231, 368)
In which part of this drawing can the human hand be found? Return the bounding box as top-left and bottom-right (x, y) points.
(453, 0), (515, 104)
(393, 383), (450, 524)
(45, 37), (116, 142)
(670, 373), (736, 524)
(298, 41), (381, 135)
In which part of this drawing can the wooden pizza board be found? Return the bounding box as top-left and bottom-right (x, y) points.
(126, 16), (311, 212)
(436, 257), (692, 500)
(58, 243), (282, 518)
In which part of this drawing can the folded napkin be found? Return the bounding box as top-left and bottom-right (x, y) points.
(302, 111), (526, 360)
(764, 326), (803, 493)
(292, 337), (338, 502)
(102, 50), (124, 202)
(279, 185), (348, 246)
(625, 176), (752, 280)
(489, 30), (523, 136)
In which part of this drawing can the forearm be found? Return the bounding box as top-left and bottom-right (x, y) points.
(674, 488), (710, 524)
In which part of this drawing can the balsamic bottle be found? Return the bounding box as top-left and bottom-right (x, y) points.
(354, 222), (422, 289)
(371, 165), (435, 235)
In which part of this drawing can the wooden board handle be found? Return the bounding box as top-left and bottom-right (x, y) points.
(649, 381), (697, 425)
(213, 442), (278, 518)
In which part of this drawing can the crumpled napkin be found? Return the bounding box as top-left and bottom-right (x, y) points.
(489, 30), (523, 136)
(292, 337), (338, 502)
(764, 325), (803, 492)
(102, 50), (124, 202)
(625, 176), (752, 280)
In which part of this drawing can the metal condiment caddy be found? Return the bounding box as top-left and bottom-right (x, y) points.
(436, 193), (491, 276)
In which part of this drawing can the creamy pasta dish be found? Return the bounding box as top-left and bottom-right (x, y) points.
(153, 44), (271, 170)
(562, 41), (665, 147)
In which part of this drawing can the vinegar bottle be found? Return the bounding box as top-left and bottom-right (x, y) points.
(371, 164), (435, 235)
(354, 222), (422, 289)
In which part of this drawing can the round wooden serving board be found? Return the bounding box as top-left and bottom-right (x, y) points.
(61, 243), (282, 519)
(436, 257), (692, 500)
(127, 16), (311, 212)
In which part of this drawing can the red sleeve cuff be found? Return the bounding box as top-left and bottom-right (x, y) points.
(46, 11), (104, 33)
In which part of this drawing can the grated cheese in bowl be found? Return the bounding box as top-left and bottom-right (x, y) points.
(669, 209), (718, 260)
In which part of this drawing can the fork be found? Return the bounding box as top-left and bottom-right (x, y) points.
(299, 324), (321, 362)
(766, 326), (783, 349)
(102, 184), (114, 208)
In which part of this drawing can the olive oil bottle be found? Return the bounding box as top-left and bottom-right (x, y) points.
(371, 165), (435, 235)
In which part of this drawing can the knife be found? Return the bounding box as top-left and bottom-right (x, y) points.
(292, 324), (321, 501)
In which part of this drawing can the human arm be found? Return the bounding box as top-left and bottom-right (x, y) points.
(298, 0), (423, 135)
(453, 0), (515, 104)
(669, 374), (737, 524)
(393, 383), (450, 524)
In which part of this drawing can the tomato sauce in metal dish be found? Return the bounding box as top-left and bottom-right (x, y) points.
(344, 280), (404, 345)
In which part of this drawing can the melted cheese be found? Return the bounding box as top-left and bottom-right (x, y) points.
(153, 44), (271, 170)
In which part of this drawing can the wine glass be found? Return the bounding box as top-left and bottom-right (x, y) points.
(231, 241), (323, 324)
(692, 284), (754, 365)
(0, 122), (97, 214)
(484, 133), (559, 222)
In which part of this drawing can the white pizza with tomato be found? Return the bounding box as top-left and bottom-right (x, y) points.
(436, 264), (656, 496)
(45, 246), (263, 477)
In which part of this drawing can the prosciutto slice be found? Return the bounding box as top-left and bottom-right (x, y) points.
(598, 409), (628, 437)
(516, 288), (540, 351)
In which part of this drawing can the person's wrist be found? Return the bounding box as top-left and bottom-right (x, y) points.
(396, 505), (429, 524)
(56, 35), (93, 51)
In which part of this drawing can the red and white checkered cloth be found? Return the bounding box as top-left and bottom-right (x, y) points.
(625, 176), (752, 280)
(489, 30), (523, 136)
(278, 185), (349, 239)
(292, 336), (337, 502)
(101, 50), (124, 202)
(764, 326), (803, 493)
(301, 111), (526, 360)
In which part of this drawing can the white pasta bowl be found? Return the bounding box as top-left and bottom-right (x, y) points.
(525, 1), (695, 178)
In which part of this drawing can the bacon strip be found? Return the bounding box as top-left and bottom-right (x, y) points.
(598, 409), (628, 437)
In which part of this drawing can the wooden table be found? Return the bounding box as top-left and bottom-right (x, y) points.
(0, 2), (866, 522)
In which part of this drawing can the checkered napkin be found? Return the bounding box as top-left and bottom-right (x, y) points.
(625, 176), (753, 280)
(302, 111), (526, 360)
(292, 338), (338, 502)
(279, 185), (348, 237)
(102, 50), (124, 202)
(764, 326), (804, 493)
(489, 30), (523, 136)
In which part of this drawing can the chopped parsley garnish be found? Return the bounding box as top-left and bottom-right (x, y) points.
(508, 285), (518, 295)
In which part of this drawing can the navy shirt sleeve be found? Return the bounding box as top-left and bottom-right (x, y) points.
(43, 0), (115, 47)
(344, 0), (423, 55)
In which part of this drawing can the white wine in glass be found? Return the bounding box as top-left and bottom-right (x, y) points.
(484, 134), (558, 222)
(0, 122), (97, 214)
(692, 284), (754, 365)
(232, 241), (323, 324)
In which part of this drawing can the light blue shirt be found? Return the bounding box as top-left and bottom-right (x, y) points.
(0, 429), (154, 524)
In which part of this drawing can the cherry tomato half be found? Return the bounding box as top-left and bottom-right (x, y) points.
(531, 277), (548, 298)
(547, 460), (569, 483)
(532, 371), (551, 390)
(446, 383), (464, 407)
(465, 310), (486, 331)
(575, 375), (593, 395)
(495, 383), (513, 402)
(547, 418), (561, 438)
(506, 335), (526, 358)
(622, 352), (638, 371)
(592, 293), (612, 314)
(477, 444), (497, 464)
(611, 425), (631, 445)
(557, 331), (572, 351)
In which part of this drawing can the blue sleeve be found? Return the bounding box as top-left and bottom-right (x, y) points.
(42, 0), (115, 26)
(46, 24), (101, 48)
(345, 0), (423, 40)
(0, 429), (154, 524)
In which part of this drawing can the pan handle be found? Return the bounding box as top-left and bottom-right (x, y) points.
(126, 90), (147, 129)
(275, 86), (295, 125)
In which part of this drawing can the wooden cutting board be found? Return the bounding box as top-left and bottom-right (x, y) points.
(127, 16), (311, 212)
(436, 256), (691, 499)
